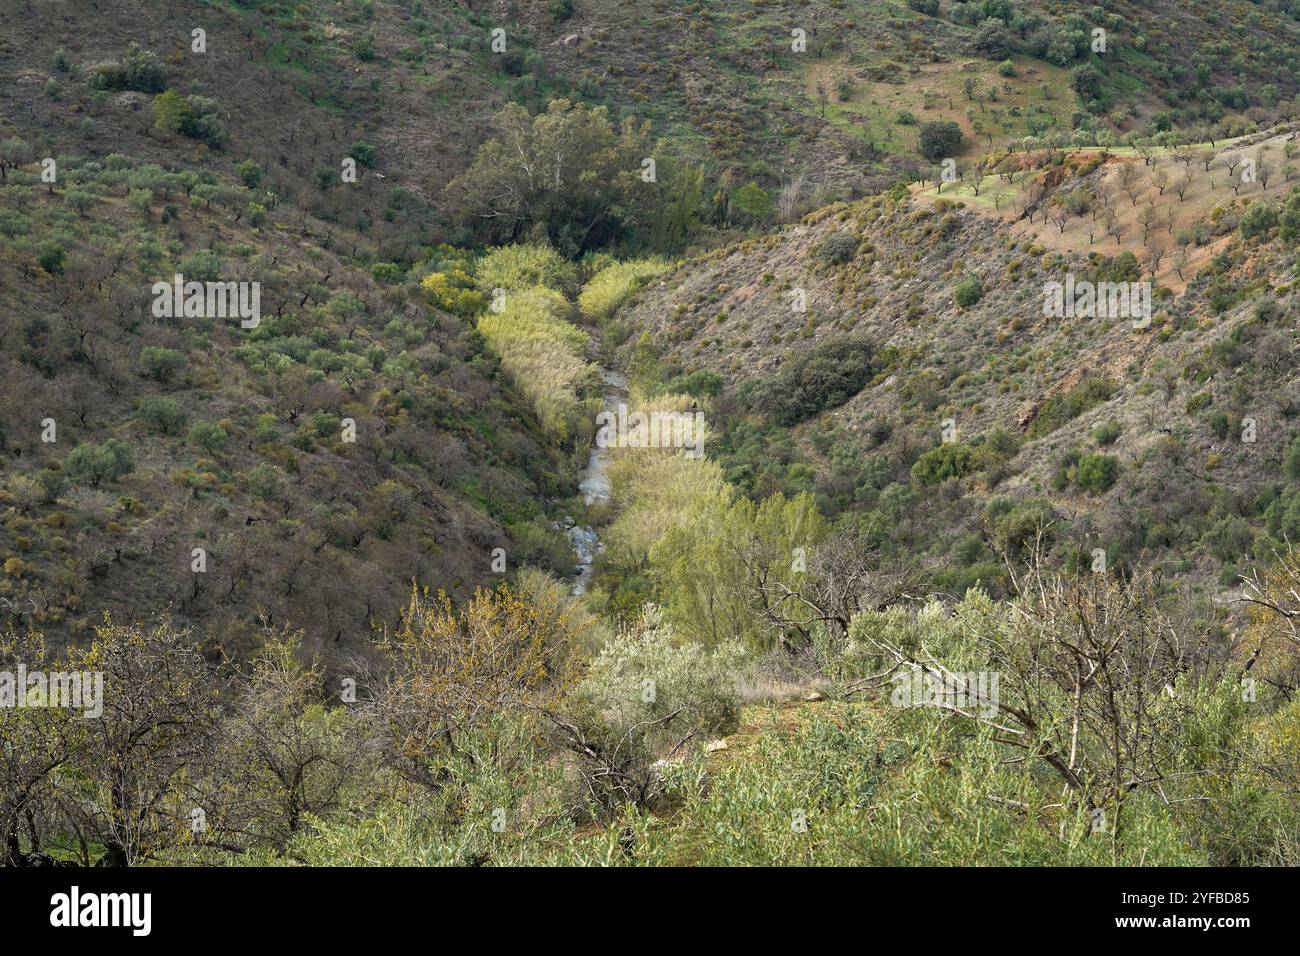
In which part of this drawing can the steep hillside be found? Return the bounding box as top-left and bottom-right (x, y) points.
(615, 129), (1300, 597)
(0, 151), (575, 657)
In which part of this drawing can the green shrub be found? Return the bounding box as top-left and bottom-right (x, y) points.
(187, 421), (228, 455)
(919, 120), (963, 160)
(476, 243), (577, 295)
(743, 336), (876, 426)
(954, 274), (984, 308)
(1201, 515), (1253, 563)
(94, 43), (166, 93)
(729, 182), (774, 223)
(1027, 378), (1117, 438)
(247, 462), (283, 500)
(818, 231), (858, 266)
(137, 396), (188, 434)
(575, 607), (744, 754)
(37, 241), (66, 275)
(1284, 435), (1300, 480)
(912, 442), (977, 484)
(66, 439), (135, 487)
(578, 258), (670, 321)
(1092, 421), (1121, 446)
(139, 346), (187, 382)
(1239, 201), (1278, 240)
(659, 369), (724, 399)
(1074, 452), (1119, 493)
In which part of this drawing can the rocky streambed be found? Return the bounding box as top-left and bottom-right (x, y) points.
(569, 367), (627, 595)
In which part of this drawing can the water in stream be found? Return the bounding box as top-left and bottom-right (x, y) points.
(569, 368), (627, 595)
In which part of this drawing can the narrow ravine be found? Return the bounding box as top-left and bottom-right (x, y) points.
(569, 367), (627, 595)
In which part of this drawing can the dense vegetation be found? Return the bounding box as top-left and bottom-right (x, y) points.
(4, 1), (1300, 869)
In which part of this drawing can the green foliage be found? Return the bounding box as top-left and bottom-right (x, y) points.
(349, 142), (376, 168)
(152, 91), (227, 147)
(818, 232), (858, 266)
(576, 607), (743, 751)
(66, 439), (135, 487)
(246, 462), (283, 501)
(912, 442), (977, 485)
(1239, 201), (1279, 240)
(1281, 187), (1300, 243)
(1074, 452), (1119, 493)
(954, 274), (984, 308)
(918, 120), (963, 161)
(729, 182), (774, 223)
(1092, 421), (1121, 446)
(37, 241), (66, 275)
(187, 421), (229, 455)
(139, 346), (187, 382)
(137, 396), (188, 434)
(578, 258), (670, 322)
(743, 336), (876, 426)
(1027, 378), (1118, 438)
(475, 244), (577, 296)
(236, 160), (262, 188)
(974, 20), (1015, 59)
(448, 99), (653, 256)
(659, 369), (724, 399)
(1285, 434), (1300, 481)
(94, 43), (166, 93)
(1201, 515), (1253, 563)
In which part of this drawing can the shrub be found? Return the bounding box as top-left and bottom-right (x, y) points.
(475, 244), (577, 295)
(578, 258), (670, 322)
(1074, 452), (1119, 493)
(247, 463), (283, 501)
(744, 336), (876, 426)
(912, 442), (977, 484)
(187, 421), (228, 455)
(236, 160), (262, 188)
(918, 120), (963, 161)
(139, 346), (187, 382)
(94, 43), (166, 93)
(1239, 201), (1278, 240)
(152, 91), (227, 147)
(659, 369), (724, 399)
(974, 21), (1015, 59)
(1202, 515), (1253, 563)
(818, 231), (858, 266)
(575, 606), (743, 755)
(37, 241), (66, 275)
(1284, 435), (1300, 480)
(954, 274), (984, 308)
(66, 439), (135, 487)
(730, 182), (775, 223)
(349, 142), (376, 168)
(371, 262), (401, 283)
(138, 396), (188, 434)
(1092, 421), (1121, 446)
(1027, 378), (1118, 438)
(1280, 187), (1300, 243)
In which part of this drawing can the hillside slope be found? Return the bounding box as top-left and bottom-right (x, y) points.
(615, 131), (1300, 596)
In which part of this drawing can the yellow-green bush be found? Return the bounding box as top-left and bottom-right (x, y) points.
(476, 285), (595, 441)
(577, 257), (671, 322)
(475, 243), (577, 295)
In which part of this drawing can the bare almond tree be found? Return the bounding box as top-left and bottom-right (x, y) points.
(848, 547), (1212, 857)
